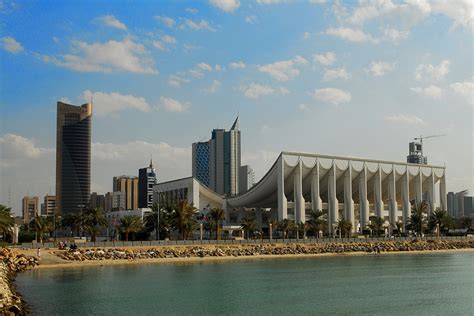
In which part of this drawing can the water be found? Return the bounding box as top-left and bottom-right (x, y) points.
(16, 253), (474, 315)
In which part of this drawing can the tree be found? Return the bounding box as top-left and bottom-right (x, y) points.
(337, 217), (352, 238)
(82, 208), (107, 242)
(61, 214), (83, 237)
(407, 201), (428, 236)
(118, 215), (143, 241)
(241, 213), (257, 239)
(428, 209), (452, 234)
(144, 203), (160, 240)
(172, 200), (197, 240)
(0, 205), (14, 243)
(278, 219), (294, 240)
(457, 217), (473, 230)
(30, 215), (53, 243)
(368, 216), (385, 237)
(297, 222), (309, 239)
(208, 207), (225, 240)
(392, 221), (403, 237)
(308, 210), (326, 237)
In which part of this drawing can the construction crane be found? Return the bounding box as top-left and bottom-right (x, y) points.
(413, 134), (446, 157)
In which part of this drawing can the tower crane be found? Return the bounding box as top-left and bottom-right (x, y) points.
(413, 134), (446, 157)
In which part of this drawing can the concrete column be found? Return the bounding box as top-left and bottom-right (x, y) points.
(388, 167), (397, 227)
(294, 160), (305, 224)
(401, 170), (410, 232)
(328, 162), (338, 236)
(277, 155), (287, 221)
(359, 164), (369, 231)
(344, 163), (354, 232)
(415, 168), (423, 207)
(311, 161), (322, 212)
(427, 169), (436, 216)
(440, 172), (447, 211)
(374, 166), (383, 218)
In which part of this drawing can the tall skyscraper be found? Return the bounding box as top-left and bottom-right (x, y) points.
(113, 176), (139, 210)
(239, 165), (256, 193)
(192, 116), (241, 196)
(56, 101), (92, 216)
(139, 159), (157, 208)
(22, 196), (39, 224)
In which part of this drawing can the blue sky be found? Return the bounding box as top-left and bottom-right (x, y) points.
(0, 0), (473, 214)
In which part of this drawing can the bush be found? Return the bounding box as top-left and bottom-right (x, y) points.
(18, 231), (36, 243)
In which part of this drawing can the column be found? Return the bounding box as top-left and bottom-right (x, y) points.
(415, 168), (423, 207)
(427, 169), (436, 216)
(401, 169), (410, 232)
(388, 167), (397, 227)
(328, 162), (338, 236)
(294, 160), (305, 223)
(374, 166), (383, 218)
(277, 155), (288, 221)
(311, 161), (322, 212)
(359, 164), (369, 231)
(439, 171), (447, 211)
(344, 163), (355, 232)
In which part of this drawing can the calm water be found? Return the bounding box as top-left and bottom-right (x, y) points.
(16, 253), (474, 315)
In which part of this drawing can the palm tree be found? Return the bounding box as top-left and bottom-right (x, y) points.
(172, 200), (197, 240)
(368, 216), (385, 237)
(241, 214), (257, 239)
(118, 215), (143, 241)
(428, 209), (451, 234)
(407, 201), (428, 236)
(337, 217), (352, 238)
(0, 205), (14, 243)
(208, 207), (225, 240)
(392, 221), (403, 237)
(30, 215), (54, 243)
(278, 219), (294, 240)
(457, 217), (473, 229)
(61, 214), (83, 237)
(297, 222), (309, 239)
(144, 203), (160, 240)
(308, 210), (326, 237)
(82, 208), (107, 242)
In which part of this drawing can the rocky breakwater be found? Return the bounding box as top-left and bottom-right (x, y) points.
(0, 248), (39, 315)
(55, 239), (474, 262)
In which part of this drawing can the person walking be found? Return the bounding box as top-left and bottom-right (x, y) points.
(37, 247), (41, 260)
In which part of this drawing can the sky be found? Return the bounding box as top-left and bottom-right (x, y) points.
(0, 0), (473, 215)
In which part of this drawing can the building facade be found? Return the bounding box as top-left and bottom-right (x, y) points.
(56, 102), (92, 216)
(105, 191), (126, 212)
(22, 196), (39, 224)
(447, 190), (469, 218)
(192, 116), (241, 196)
(464, 196), (474, 218)
(90, 192), (105, 210)
(138, 159), (157, 208)
(239, 165), (255, 194)
(42, 195), (56, 216)
(113, 176), (138, 210)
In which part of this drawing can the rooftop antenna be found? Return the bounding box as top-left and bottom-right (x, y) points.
(8, 186), (11, 208)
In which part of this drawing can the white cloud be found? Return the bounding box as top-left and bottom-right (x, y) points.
(156, 96), (191, 112)
(385, 114), (426, 126)
(429, 0), (473, 29)
(1, 36), (23, 54)
(206, 80), (221, 93)
(52, 37), (59, 44)
(303, 32), (311, 39)
(197, 62), (213, 71)
(181, 19), (216, 31)
(168, 74), (190, 87)
(82, 90), (150, 117)
(313, 52), (336, 65)
(162, 35), (177, 44)
(367, 61), (394, 76)
(229, 61), (246, 69)
(382, 28), (410, 41)
(214, 64), (222, 71)
(325, 27), (377, 43)
(209, 0), (240, 13)
(258, 56), (308, 81)
(415, 60), (450, 81)
(155, 15), (176, 28)
(241, 83), (289, 99)
(449, 79), (474, 106)
(310, 88), (352, 105)
(256, 0), (286, 4)
(0, 134), (52, 162)
(153, 41), (165, 51)
(185, 8), (199, 14)
(347, 0), (397, 25)
(96, 15), (127, 30)
(245, 15), (257, 24)
(410, 85), (443, 99)
(323, 67), (350, 81)
(43, 38), (158, 74)
(310, 0), (327, 4)
(299, 104), (311, 112)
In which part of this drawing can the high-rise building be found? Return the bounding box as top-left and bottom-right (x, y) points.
(56, 101), (92, 216)
(192, 116), (241, 196)
(105, 191), (126, 212)
(90, 192), (105, 210)
(22, 196), (39, 224)
(464, 196), (474, 217)
(239, 165), (255, 193)
(113, 176), (139, 210)
(447, 190), (469, 218)
(139, 159), (157, 208)
(447, 192), (457, 217)
(407, 141), (427, 164)
(42, 195), (56, 216)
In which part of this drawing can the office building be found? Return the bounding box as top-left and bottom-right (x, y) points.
(56, 101), (92, 216)
(192, 116), (241, 196)
(447, 190), (469, 218)
(447, 192), (457, 217)
(90, 192), (105, 210)
(138, 159), (157, 208)
(22, 196), (39, 224)
(464, 196), (474, 217)
(113, 176), (139, 210)
(239, 165), (255, 193)
(105, 191), (126, 212)
(42, 195), (56, 216)
(407, 141), (427, 164)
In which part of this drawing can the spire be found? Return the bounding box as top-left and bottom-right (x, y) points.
(230, 115), (239, 131)
(150, 154), (153, 168)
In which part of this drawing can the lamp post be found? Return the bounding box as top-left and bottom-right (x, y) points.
(436, 223), (440, 239)
(269, 223), (273, 241)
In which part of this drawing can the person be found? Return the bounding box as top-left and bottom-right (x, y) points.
(37, 247), (41, 260)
